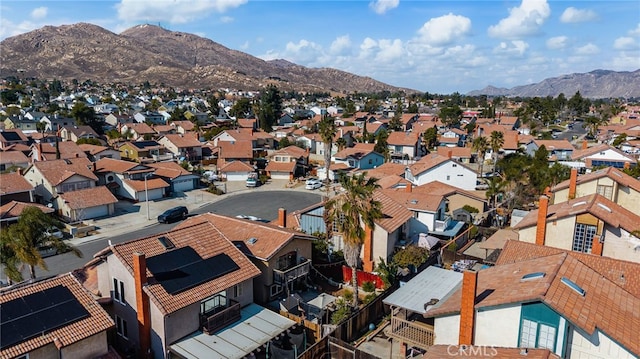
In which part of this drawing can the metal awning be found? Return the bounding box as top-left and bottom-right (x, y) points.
(169, 303), (295, 359)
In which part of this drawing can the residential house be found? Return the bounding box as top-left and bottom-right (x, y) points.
(0, 274), (114, 359)
(104, 113), (135, 128)
(219, 160), (255, 182)
(387, 131), (421, 160)
(58, 185), (118, 222)
(40, 114), (76, 132)
(152, 124), (176, 137)
(405, 153), (477, 191)
(183, 111), (208, 124)
(297, 133), (322, 155)
(277, 113), (296, 127)
(30, 141), (87, 161)
(119, 141), (172, 162)
(175, 211), (316, 304)
(82, 222), (295, 358)
(23, 110), (47, 122)
(332, 143), (384, 172)
(0, 129), (29, 150)
(551, 167), (640, 212)
(0, 150), (30, 171)
(496, 115), (520, 130)
(215, 139), (254, 168)
(78, 143), (121, 161)
(513, 194), (640, 263)
(436, 146), (472, 164)
(148, 161), (199, 193)
(95, 158), (169, 200)
(398, 113), (419, 131)
(157, 134), (203, 162)
(60, 125), (99, 142)
(170, 120), (196, 134)
(571, 143), (636, 170)
(134, 110), (165, 125)
(3, 116), (39, 132)
(0, 172), (34, 205)
(413, 181), (488, 220)
(266, 145), (309, 180)
(525, 139), (575, 161)
(120, 122), (156, 141)
(423, 240), (640, 359)
(0, 200), (54, 225)
(237, 118), (257, 130)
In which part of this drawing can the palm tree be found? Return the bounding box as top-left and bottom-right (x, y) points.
(336, 137), (347, 151)
(489, 131), (505, 171)
(472, 136), (489, 177)
(325, 173), (382, 307)
(318, 114), (337, 187)
(0, 206), (82, 281)
(484, 175), (507, 209)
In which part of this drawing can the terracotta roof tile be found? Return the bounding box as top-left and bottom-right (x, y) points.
(33, 157), (98, 185)
(217, 140), (253, 159)
(571, 143), (635, 161)
(373, 191), (414, 232)
(272, 145), (307, 158)
(124, 122), (155, 134)
(95, 157), (143, 174)
(358, 163), (406, 178)
(0, 150), (29, 165)
(387, 131), (419, 146)
(436, 146), (472, 158)
(266, 161), (296, 172)
(408, 153), (450, 176)
(34, 141), (87, 160)
(110, 222), (261, 315)
(59, 186), (118, 209)
(160, 133), (201, 148)
(170, 120), (195, 131)
(0, 201), (54, 219)
(0, 274), (114, 358)
(532, 139), (575, 150)
(413, 180), (486, 202)
(147, 161), (192, 179)
(552, 166), (640, 193)
(0, 172), (33, 195)
(124, 178), (169, 191)
(219, 160), (254, 172)
(381, 188), (444, 212)
(77, 143), (110, 155)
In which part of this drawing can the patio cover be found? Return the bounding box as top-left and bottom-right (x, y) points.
(383, 266), (463, 314)
(417, 233), (439, 250)
(169, 303), (295, 359)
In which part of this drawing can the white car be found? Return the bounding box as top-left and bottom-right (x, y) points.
(305, 178), (323, 190)
(45, 227), (64, 239)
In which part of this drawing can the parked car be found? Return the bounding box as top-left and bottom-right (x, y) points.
(44, 227), (64, 239)
(246, 173), (259, 187)
(157, 206), (188, 223)
(305, 178), (323, 190)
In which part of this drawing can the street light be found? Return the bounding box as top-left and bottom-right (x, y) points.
(144, 173), (152, 220)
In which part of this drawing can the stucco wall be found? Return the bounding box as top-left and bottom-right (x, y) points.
(61, 331), (109, 359)
(434, 315), (460, 345)
(568, 327), (636, 359)
(474, 305), (521, 347)
(414, 162), (477, 191)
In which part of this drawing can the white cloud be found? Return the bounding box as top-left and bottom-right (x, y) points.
(116, 0), (247, 24)
(488, 0), (550, 39)
(560, 7), (598, 23)
(546, 36), (568, 50)
(30, 7), (47, 20)
(220, 16), (234, 24)
(417, 13), (471, 46)
(494, 40), (529, 56)
(0, 18), (39, 39)
(613, 37), (638, 50)
(575, 43), (599, 55)
(369, 0), (399, 15)
(629, 23), (640, 37)
(329, 35), (352, 55)
(373, 39), (404, 63)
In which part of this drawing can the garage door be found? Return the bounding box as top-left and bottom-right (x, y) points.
(270, 171), (290, 180)
(81, 205), (110, 220)
(173, 178), (194, 192)
(226, 172), (247, 182)
(140, 188), (164, 201)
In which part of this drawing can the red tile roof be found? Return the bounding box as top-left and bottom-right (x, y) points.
(0, 172), (33, 195)
(0, 150), (29, 165)
(0, 201), (54, 219)
(95, 157), (143, 174)
(373, 191), (414, 232)
(272, 145), (307, 158)
(0, 274), (114, 358)
(436, 146), (472, 158)
(109, 222), (261, 315)
(552, 166), (640, 193)
(32, 157), (98, 185)
(160, 133), (201, 148)
(124, 178), (169, 191)
(571, 143), (635, 161)
(59, 186), (118, 209)
(266, 161), (296, 172)
(381, 188), (444, 212)
(77, 143), (111, 155)
(217, 140), (253, 159)
(387, 131), (419, 146)
(147, 161), (192, 179)
(219, 160), (254, 173)
(408, 153), (450, 176)
(34, 141), (87, 160)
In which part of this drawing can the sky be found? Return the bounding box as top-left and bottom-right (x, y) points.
(1, 0), (639, 94)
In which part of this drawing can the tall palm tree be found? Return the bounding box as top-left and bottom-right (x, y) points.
(0, 206), (82, 281)
(472, 136), (489, 177)
(325, 173), (382, 308)
(318, 114), (337, 187)
(336, 137), (347, 151)
(484, 175), (507, 209)
(489, 131), (505, 171)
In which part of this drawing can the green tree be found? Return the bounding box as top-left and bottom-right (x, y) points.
(439, 105), (463, 127)
(392, 245), (430, 269)
(229, 97), (252, 118)
(318, 115), (337, 186)
(325, 173), (382, 307)
(374, 129), (390, 161)
(71, 101), (103, 135)
(472, 136), (489, 177)
(76, 138), (102, 145)
(169, 107), (186, 122)
(256, 85), (282, 132)
(584, 115), (605, 138)
(374, 258), (398, 289)
(568, 91), (590, 118)
(388, 98), (403, 131)
(336, 137), (347, 151)
(0, 207), (81, 281)
(423, 126), (438, 150)
(364, 99), (380, 114)
(407, 102), (419, 114)
(612, 133), (628, 147)
(489, 131), (505, 170)
(484, 176), (507, 209)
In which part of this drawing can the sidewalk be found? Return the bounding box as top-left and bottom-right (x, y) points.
(67, 178), (321, 246)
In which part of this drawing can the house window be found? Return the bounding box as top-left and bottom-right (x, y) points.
(201, 292), (227, 316)
(537, 323), (556, 350)
(519, 319), (537, 347)
(452, 164), (457, 167)
(572, 223), (596, 253)
(596, 185), (613, 200)
(234, 284), (243, 298)
(446, 175), (450, 181)
(113, 278), (125, 304)
(15, 355), (28, 359)
(368, 159), (373, 164)
(270, 284), (283, 297)
(115, 315), (128, 339)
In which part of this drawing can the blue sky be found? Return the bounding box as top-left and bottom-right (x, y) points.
(1, 0), (639, 94)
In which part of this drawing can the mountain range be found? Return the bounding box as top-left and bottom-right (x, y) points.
(0, 23), (411, 94)
(467, 69), (640, 99)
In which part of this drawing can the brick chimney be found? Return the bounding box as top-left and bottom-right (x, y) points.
(278, 207), (286, 228)
(582, 140), (588, 150)
(458, 270), (477, 345)
(133, 253), (152, 358)
(448, 150), (453, 159)
(536, 195), (549, 246)
(363, 225), (374, 272)
(405, 183), (412, 193)
(591, 235), (603, 256)
(568, 168), (578, 199)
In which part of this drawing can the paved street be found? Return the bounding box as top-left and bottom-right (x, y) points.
(30, 179), (324, 278)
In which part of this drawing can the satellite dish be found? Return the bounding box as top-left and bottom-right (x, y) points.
(47, 203), (53, 208)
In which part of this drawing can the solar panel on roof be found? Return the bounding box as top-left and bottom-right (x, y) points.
(0, 285), (90, 350)
(146, 246), (240, 295)
(1, 131), (22, 141)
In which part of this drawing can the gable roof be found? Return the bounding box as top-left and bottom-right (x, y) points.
(123, 122), (155, 134)
(33, 141), (87, 161)
(381, 188), (444, 212)
(571, 143), (635, 161)
(219, 160), (254, 173)
(266, 161), (296, 173)
(513, 193), (640, 234)
(436, 146), (472, 158)
(0, 201), (54, 220)
(95, 157), (150, 174)
(77, 143), (112, 155)
(532, 139), (575, 151)
(32, 157), (98, 185)
(0, 172), (33, 195)
(358, 162), (406, 179)
(334, 144), (378, 160)
(408, 153), (451, 176)
(62, 125), (99, 138)
(160, 133), (201, 148)
(272, 145), (307, 158)
(413, 180), (486, 202)
(0, 129), (29, 143)
(373, 191), (414, 232)
(174, 213), (316, 261)
(59, 186), (118, 209)
(387, 131), (419, 146)
(217, 140), (253, 159)
(0, 150), (30, 165)
(0, 274), (114, 358)
(108, 222), (260, 315)
(147, 161), (193, 179)
(552, 166), (640, 193)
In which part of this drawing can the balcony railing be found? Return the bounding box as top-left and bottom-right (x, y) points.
(273, 258), (311, 285)
(201, 299), (241, 335)
(434, 216), (451, 232)
(387, 316), (435, 350)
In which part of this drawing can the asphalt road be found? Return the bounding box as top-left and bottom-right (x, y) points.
(37, 191), (322, 278)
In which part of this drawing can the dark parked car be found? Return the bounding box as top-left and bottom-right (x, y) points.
(157, 206), (188, 223)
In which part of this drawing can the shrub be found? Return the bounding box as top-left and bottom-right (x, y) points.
(361, 281), (375, 293)
(363, 293), (377, 305)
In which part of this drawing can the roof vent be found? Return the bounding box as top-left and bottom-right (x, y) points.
(410, 199), (418, 204)
(596, 203), (612, 212)
(157, 236), (175, 250)
(561, 277), (585, 296)
(572, 201), (587, 207)
(247, 237), (258, 245)
(521, 272), (545, 281)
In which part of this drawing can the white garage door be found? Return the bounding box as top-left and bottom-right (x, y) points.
(80, 205), (110, 220)
(270, 171), (290, 180)
(139, 188), (164, 201)
(173, 178), (194, 192)
(226, 172), (248, 181)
